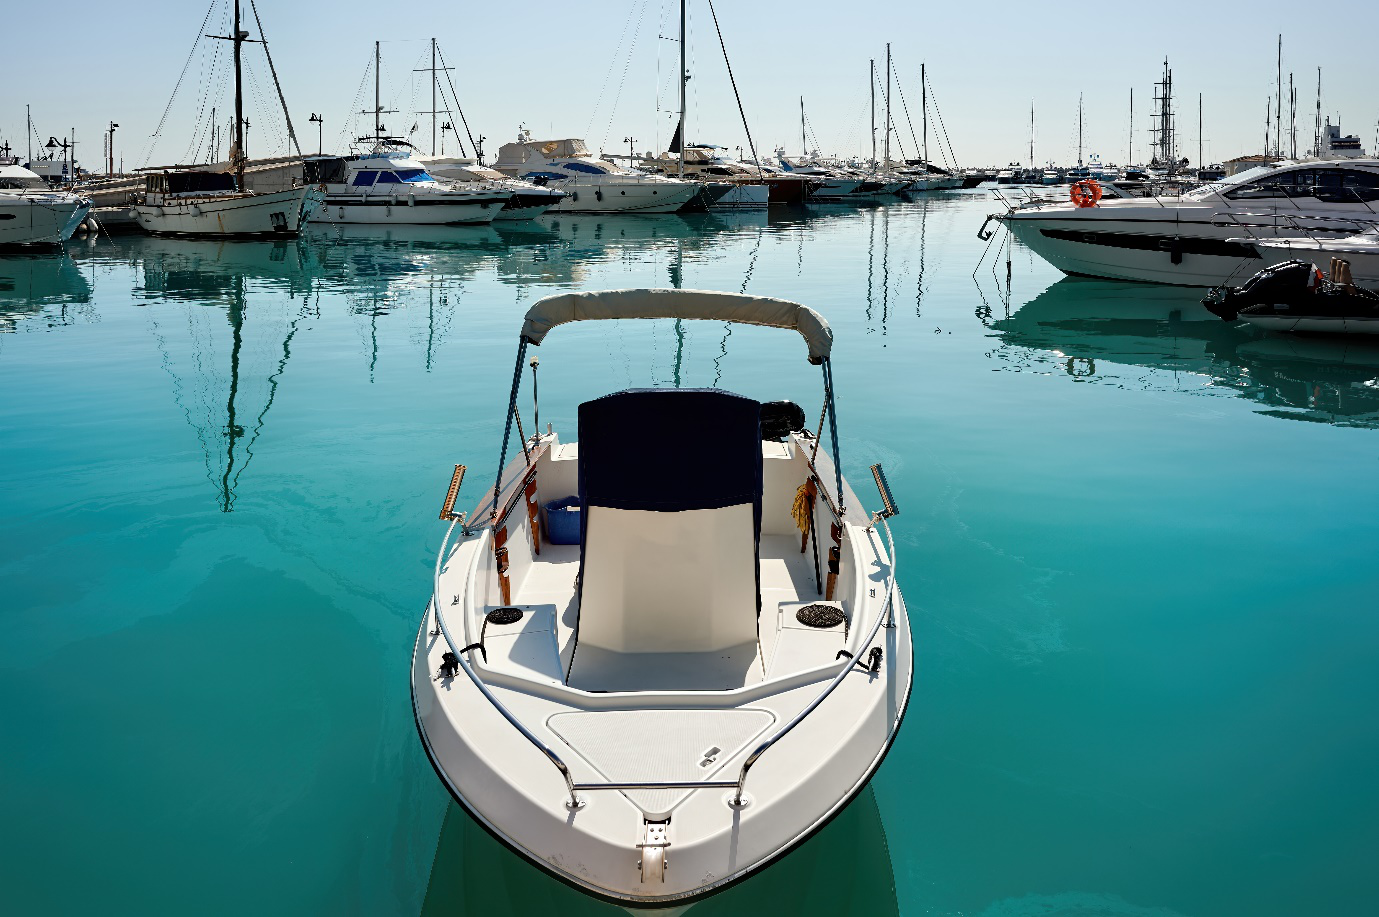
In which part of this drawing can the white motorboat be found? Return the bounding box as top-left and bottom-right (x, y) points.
(413, 288), (912, 907)
(994, 159), (1379, 286)
(418, 156), (565, 220)
(132, 0), (319, 238)
(492, 133), (701, 214)
(306, 151), (509, 225)
(0, 165), (90, 246)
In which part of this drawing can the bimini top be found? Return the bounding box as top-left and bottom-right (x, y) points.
(520, 288), (833, 364)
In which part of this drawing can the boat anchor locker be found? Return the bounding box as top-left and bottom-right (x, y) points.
(638, 820), (670, 883)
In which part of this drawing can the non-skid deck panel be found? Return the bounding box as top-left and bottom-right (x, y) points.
(548, 707), (776, 817)
(565, 641), (764, 692)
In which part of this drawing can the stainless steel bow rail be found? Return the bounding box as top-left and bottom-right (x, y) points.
(427, 463), (901, 812)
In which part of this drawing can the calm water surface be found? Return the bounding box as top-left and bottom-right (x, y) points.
(2, 196), (1377, 916)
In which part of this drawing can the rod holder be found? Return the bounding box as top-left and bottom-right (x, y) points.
(870, 463), (899, 519)
(439, 464), (467, 521)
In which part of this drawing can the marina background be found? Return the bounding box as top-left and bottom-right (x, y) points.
(3, 197), (1378, 914)
(3, 1), (1377, 172)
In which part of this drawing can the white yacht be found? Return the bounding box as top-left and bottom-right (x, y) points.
(414, 288), (911, 907)
(0, 165), (91, 246)
(307, 151), (510, 226)
(491, 133), (700, 214)
(994, 159), (1379, 286)
(418, 156), (566, 220)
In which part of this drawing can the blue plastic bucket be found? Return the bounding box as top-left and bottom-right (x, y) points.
(544, 497), (581, 545)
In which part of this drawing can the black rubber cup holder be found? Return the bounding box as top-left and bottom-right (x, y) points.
(486, 607), (523, 626)
(796, 603), (845, 629)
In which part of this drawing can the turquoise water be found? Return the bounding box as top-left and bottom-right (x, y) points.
(2, 198), (1377, 916)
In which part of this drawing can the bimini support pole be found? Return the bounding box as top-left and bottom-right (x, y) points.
(821, 358), (846, 600)
(493, 339), (529, 522)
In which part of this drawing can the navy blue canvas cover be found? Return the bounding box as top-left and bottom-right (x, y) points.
(577, 389), (763, 513)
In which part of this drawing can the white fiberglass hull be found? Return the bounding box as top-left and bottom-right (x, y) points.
(809, 178), (864, 199)
(1001, 200), (1377, 287)
(319, 190), (508, 225)
(547, 179), (699, 214)
(0, 193), (91, 246)
(133, 187), (318, 237)
(414, 432), (911, 907)
(1252, 238), (1379, 286)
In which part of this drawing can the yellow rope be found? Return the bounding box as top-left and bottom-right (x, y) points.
(790, 481), (812, 534)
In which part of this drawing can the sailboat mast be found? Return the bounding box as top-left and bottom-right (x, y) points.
(1078, 93), (1083, 166)
(883, 44), (891, 169)
(375, 41), (382, 140)
(1029, 103), (1034, 167)
(233, 0), (245, 181)
(678, 0), (686, 178)
(1275, 34), (1282, 159)
(1312, 69), (1323, 157)
(1128, 88), (1133, 164)
(1198, 93), (1203, 167)
(801, 96), (806, 158)
(431, 38), (438, 156)
(921, 62), (928, 164)
(869, 59), (876, 167)
(1289, 74), (1296, 159)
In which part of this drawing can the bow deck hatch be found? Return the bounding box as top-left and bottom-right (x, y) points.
(548, 708), (776, 818)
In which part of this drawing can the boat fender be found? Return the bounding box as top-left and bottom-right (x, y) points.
(595, 188), (603, 201)
(1170, 236), (1183, 265)
(570, 191), (578, 203)
(1070, 180), (1102, 208)
(867, 646), (883, 673)
(408, 193), (415, 207)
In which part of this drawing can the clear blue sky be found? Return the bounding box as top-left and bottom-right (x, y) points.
(3, 0), (1375, 172)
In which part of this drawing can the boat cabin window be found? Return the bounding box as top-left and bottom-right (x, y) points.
(561, 161), (608, 175)
(394, 169), (433, 183)
(303, 158), (348, 184)
(352, 170), (379, 187)
(1224, 171), (1305, 200)
(375, 171), (401, 184)
(1314, 169), (1379, 203)
(150, 171), (237, 194)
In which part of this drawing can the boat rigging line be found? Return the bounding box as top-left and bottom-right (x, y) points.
(140, 0), (222, 168)
(705, 0), (763, 178)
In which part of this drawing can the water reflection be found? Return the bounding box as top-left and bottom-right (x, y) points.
(419, 785), (899, 917)
(991, 278), (1379, 427)
(0, 253), (94, 333)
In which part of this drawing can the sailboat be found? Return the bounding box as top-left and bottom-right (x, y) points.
(414, 289), (912, 906)
(132, 0), (321, 238)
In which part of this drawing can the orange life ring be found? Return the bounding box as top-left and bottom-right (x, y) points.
(1070, 179), (1102, 208)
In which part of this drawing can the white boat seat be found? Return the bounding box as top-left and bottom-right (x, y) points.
(567, 389), (763, 691)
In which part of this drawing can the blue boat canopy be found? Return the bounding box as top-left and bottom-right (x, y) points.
(520, 288), (833, 364)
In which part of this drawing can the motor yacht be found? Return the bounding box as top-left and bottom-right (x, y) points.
(419, 156), (566, 220)
(413, 288), (912, 907)
(492, 133), (700, 214)
(993, 159), (1379, 286)
(0, 165), (90, 246)
(305, 151), (510, 226)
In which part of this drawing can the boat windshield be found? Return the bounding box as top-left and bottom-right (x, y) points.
(1185, 165), (1275, 199)
(562, 161), (610, 175)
